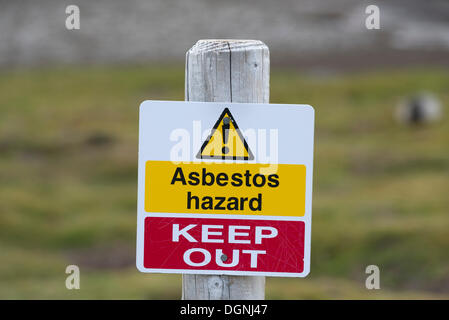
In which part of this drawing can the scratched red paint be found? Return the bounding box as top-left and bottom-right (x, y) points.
(143, 217), (305, 273)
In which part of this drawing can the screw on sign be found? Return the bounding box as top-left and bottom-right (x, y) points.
(136, 40), (315, 299)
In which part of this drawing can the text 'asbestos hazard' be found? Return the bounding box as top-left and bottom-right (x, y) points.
(145, 161), (306, 217)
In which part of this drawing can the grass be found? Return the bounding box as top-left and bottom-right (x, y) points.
(0, 64), (448, 299)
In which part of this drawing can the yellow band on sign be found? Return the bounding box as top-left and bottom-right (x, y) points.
(145, 161), (306, 217)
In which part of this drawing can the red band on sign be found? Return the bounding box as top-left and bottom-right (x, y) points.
(144, 217), (305, 273)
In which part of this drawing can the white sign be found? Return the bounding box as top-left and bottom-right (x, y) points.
(137, 100), (314, 277)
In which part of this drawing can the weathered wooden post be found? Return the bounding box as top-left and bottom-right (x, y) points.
(183, 39), (270, 300)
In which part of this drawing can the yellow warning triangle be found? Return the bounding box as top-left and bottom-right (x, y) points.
(197, 108), (254, 160)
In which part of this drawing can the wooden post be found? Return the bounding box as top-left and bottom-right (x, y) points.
(183, 39), (270, 300)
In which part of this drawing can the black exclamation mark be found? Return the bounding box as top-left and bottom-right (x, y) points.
(222, 116), (230, 154)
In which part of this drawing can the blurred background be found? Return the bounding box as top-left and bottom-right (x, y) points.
(0, 0), (448, 299)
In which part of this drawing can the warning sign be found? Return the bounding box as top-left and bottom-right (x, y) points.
(136, 100), (314, 277)
(197, 108), (254, 160)
(142, 216), (305, 276)
(145, 161), (306, 216)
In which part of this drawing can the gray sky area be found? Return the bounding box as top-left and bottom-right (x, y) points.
(1, 0), (448, 69)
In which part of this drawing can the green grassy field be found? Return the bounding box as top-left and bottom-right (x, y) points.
(0, 65), (448, 299)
